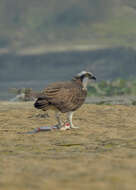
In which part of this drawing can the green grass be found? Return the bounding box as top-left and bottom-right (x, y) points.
(88, 78), (136, 97)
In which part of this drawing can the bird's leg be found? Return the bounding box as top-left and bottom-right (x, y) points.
(67, 112), (79, 129)
(55, 112), (63, 128)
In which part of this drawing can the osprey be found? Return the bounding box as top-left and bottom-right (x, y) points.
(34, 71), (96, 129)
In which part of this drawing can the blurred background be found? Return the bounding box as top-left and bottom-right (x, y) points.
(0, 0), (136, 100)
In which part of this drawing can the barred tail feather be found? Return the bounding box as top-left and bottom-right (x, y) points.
(34, 97), (49, 110)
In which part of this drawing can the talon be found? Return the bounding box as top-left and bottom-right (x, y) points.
(54, 124), (62, 129)
(60, 126), (70, 131)
(70, 126), (79, 129)
(60, 122), (70, 130)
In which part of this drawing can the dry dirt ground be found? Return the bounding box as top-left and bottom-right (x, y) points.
(0, 101), (136, 190)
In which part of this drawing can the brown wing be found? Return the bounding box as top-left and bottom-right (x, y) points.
(42, 81), (87, 113)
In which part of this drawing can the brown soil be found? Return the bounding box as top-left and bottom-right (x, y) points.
(0, 101), (136, 190)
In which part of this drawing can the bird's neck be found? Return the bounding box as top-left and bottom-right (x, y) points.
(82, 77), (89, 90)
(72, 77), (89, 90)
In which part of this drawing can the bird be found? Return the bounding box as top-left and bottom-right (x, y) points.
(34, 71), (96, 129)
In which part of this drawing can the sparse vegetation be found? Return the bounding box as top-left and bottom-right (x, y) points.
(88, 78), (136, 96)
(0, 102), (136, 190)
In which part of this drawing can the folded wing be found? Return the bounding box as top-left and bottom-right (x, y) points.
(35, 81), (87, 113)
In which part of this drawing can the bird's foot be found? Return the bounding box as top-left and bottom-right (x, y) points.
(55, 124), (62, 129)
(60, 122), (71, 131)
(56, 122), (79, 130)
(55, 124), (61, 129)
(70, 125), (79, 129)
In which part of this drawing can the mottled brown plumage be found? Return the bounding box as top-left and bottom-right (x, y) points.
(34, 71), (96, 129)
(34, 78), (87, 113)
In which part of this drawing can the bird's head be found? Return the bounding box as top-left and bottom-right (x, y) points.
(75, 71), (96, 81)
(73, 71), (96, 89)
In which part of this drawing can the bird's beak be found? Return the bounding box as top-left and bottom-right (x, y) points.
(91, 76), (96, 80)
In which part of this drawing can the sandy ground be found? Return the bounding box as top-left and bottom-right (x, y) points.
(0, 101), (136, 190)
